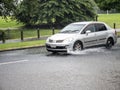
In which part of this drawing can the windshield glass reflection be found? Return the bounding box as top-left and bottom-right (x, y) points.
(60, 24), (85, 33)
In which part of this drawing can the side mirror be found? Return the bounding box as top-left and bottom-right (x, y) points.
(86, 30), (91, 35)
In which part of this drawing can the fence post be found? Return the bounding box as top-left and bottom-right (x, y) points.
(113, 23), (116, 29)
(52, 27), (55, 35)
(37, 28), (40, 39)
(95, 16), (98, 21)
(2, 32), (5, 43)
(20, 30), (24, 41)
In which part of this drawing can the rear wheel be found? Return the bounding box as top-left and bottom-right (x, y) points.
(106, 38), (113, 49)
(73, 41), (83, 51)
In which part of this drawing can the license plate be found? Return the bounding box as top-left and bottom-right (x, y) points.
(50, 44), (56, 48)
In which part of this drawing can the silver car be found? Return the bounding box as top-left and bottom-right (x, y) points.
(46, 21), (117, 53)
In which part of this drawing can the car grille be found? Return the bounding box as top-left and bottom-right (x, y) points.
(49, 39), (63, 43)
(46, 44), (66, 49)
(56, 40), (63, 43)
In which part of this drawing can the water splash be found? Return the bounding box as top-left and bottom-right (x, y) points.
(67, 47), (107, 55)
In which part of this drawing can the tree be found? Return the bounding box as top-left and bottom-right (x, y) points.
(14, 0), (39, 25)
(0, 0), (17, 17)
(38, 0), (98, 26)
(14, 0), (97, 26)
(94, 0), (120, 12)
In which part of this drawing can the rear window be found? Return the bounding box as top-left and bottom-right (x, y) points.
(95, 24), (107, 32)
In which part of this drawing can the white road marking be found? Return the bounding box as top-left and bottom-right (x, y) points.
(0, 60), (29, 66)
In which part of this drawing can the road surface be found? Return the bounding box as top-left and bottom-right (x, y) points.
(0, 41), (120, 90)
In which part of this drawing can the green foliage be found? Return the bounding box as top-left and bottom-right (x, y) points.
(38, 0), (97, 26)
(14, 0), (39, 25)
(14, 0), (97, 26)
(95, 0), (120, 12)
(0, 17), (23, 28)
(0, 0), (17, 17)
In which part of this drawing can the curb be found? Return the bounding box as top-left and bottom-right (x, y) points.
(0, 45), (45, 52)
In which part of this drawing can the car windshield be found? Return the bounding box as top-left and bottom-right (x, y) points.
(60, 24), (85, 33)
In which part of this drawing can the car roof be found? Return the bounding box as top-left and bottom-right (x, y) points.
(71, 21), (105, 25)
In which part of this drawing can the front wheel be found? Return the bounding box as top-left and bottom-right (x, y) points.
(73, 41), (83, 51)
(106, 38), (113, 49)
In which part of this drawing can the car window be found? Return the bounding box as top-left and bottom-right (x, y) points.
(60, 24), (85, 33)
(95, 24), (107, 32)
(81, 24), (95, 34)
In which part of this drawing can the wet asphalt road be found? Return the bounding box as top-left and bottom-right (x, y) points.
(0, 41), (120, 90)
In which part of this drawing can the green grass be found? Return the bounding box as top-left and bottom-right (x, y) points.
(4, 29), (59, 39)
(117, 32), (120, 37)
(23, 29), (59, 38)
(0, 17), (23, 28)
(0, 40), (46, 50)
(98, 13), (120, 28)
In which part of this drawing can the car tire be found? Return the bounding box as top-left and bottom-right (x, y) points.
(73, 41), (83, 51)
(106, 38), (113, 49)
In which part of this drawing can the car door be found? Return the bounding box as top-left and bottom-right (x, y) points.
(81, 24), (97, 47)
(95, 23), (108, 45)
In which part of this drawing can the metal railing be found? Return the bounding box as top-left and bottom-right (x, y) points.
(0, 28), (59, 44)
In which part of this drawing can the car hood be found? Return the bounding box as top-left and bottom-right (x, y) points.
(49, 33), (76, 40)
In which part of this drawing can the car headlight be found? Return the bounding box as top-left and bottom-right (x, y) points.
(63, 37), (74, 43)
(46, 37), (50, 43)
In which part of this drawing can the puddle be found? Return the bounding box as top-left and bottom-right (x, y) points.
(67, 47), (109, 55)
(0, 46), (118, 56)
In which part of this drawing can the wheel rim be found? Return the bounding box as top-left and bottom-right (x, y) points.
(73, 42), (82, 51)
(106, 39), (113, 48)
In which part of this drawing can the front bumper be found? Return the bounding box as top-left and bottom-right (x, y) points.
(46, 43), (71, 52)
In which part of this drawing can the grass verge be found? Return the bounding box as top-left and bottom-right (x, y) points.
(98, 13), (120, 28)
(0, 40), (46, 51)
(117, 32), (120, 37)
